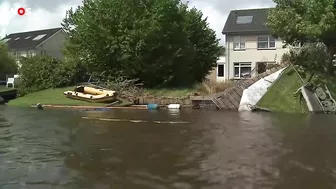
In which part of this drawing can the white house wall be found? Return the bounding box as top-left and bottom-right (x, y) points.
(225, 34), (289, 80)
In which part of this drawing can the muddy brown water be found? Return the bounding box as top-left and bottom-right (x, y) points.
(0, 106), (336, 189)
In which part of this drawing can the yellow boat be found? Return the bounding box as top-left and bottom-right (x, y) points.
(64, 86), (117, 103)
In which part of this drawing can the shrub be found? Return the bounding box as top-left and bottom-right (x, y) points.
(18, 55), (88, 95)
(283, 42), (334, 75)
(196, 79), (233, 95)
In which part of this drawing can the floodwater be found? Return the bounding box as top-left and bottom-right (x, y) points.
(0, 106), (336, 189)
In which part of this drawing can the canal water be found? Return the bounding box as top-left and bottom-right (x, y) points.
(0, 106), (336, 189)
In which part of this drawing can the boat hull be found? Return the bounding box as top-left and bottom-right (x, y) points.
(0, 89), (17, 102)
(64, 86), (117, 103)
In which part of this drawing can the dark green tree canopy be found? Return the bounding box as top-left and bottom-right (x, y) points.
(267, 0), (336, 51)
(0, 42), (17, 80)
(62, 0), (222, 87)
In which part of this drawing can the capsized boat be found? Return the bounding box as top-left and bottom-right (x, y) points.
(64, 86), (117, 103)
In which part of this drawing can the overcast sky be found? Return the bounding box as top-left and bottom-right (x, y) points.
(0, 0), (274, 44)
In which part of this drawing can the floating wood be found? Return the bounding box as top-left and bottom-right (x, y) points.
(82, 116), (190, 124)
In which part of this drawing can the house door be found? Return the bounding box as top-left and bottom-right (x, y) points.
(217, 64), (225, 82)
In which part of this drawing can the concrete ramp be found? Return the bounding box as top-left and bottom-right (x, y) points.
(239, 68), (286, 111)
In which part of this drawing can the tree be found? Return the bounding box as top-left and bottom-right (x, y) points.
(268, 0), (336, 48)
(62, 0), (221, 87)
(267, 0), (336, 74)
(0, 42), (17, 80)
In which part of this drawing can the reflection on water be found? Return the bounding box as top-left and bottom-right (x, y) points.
(0, 106), (336, 188)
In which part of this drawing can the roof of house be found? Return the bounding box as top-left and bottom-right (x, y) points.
(1, 27), (63, 50)
(222, 8), (272, 34)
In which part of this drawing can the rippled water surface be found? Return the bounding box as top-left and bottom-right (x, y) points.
(1, 106), (336, 189)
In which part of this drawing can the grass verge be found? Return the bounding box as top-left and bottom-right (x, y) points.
(7, 86), (105, 107)
(257, 67), (308, 113)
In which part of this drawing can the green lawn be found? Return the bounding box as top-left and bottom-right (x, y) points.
(8, 86), (106, 107)
(143, 87), (196, 97)
(257, 67), (308, 113)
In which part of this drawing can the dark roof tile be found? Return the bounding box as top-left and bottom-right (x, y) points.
(1, 27), (63, 50)
(222, 8), (272, 34)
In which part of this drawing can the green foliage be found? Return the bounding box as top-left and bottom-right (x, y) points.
(18, 55), (87, 95)
(62, 0), (221, 87)
(0, 42), (18, 80)
(267, 0), (336, 48)
(282, 42), (335, 75)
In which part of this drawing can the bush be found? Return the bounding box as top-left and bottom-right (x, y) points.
(196, 80), (233, 95)
(283, 42), (335, 75)
(18, 55), (87, 95)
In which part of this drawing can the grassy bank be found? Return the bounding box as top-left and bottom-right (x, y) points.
(257, 67), (308, 113)
(7, 79), (234, 107)
(8, 86), (105, 107)
(7, 86), (197, 107)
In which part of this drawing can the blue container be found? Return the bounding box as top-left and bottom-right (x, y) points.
(147, 103), (159, 110)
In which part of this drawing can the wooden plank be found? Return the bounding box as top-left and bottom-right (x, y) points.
(229, 89), (242, 104)
(215, 98), (229, 110)
(219, 95), (236, 109)
(242, 79), (254, 88)
(233, 87), (244, 97)
(225, 93), (240, 109)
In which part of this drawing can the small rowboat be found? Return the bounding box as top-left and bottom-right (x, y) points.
(64, 86), (117, 103)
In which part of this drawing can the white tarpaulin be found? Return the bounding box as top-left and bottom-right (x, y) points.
(238, 68), (286, 111)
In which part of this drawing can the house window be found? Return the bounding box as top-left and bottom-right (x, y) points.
(234, 62), (252, 78)
(28, 51), (36, 57)
(217, 64), (224, 77)
(292, 42), (302, 48)
(236, 16), (253, 24)
(13, 52), (19, 59)
(33, 34), (47, 41)
(233, 36), (246, 50)
(257, 36), (276, 49)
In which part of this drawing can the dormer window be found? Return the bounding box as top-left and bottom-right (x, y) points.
(236, 16), (253, 24)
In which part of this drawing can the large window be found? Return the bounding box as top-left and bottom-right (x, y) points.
(234, 62), (252, 78)
(257, 36), (275, 49)
(233, 36), (246, 50)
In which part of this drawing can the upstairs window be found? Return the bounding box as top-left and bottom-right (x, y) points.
(257, 36), (276, 49)
(233, 36), (246, 50)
